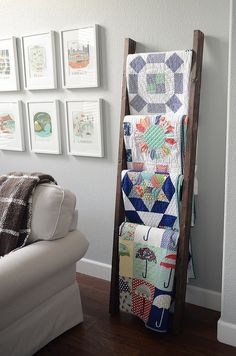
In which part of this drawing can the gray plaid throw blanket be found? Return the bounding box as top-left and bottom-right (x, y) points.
(0, 172), (57, 257)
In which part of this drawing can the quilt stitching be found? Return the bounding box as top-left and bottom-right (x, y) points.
(123, 114), (187, 175)
(127, 50), (192, 115)
(122, 170), (180, 230)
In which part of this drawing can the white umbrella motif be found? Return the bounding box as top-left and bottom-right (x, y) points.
(153, 294), (171, 328)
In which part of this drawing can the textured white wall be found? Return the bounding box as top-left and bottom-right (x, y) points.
(0, 0), (229, 292)
(218, 0), (236, 346)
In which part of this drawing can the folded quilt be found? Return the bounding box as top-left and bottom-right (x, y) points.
(126, 50), (192, 115)
(119, 222), (179, 332)
(122, 170), (182, 230)
(123, 114), (188, 175)
(0, 172), (57, 257)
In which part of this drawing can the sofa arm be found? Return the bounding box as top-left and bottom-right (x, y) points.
(0, 230), (89, 305)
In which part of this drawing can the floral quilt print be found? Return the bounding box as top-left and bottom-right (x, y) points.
(123, 114), (188, 175)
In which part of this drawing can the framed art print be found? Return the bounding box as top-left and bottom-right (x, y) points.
(65, 99), (104, 157)
(0, 37), (20, 91)
(0, 101), (24, 151)
(61, 25), (99, 88)
(22, 31), (57, 90)
(27, 100), (61, 154)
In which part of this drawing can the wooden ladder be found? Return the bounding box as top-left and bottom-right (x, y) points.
(109, 30), (204, 334)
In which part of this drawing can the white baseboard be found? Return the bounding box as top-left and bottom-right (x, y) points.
(185, 285), (221, 311)
(76, 258), (111, 281)
(76, 258), (221, 311)
(217, 319), (236, 347)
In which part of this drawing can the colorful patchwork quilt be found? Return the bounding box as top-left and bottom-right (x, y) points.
(123, 114), (188, 175)
(126, 50), (192, 115)
(119, 222), (179, 332)
(122, 170), (183, 230)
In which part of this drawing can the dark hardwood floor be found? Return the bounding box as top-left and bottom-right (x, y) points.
(36, 274), (235, 356)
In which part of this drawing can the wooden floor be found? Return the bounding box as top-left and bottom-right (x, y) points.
(36, 274), (235, 356)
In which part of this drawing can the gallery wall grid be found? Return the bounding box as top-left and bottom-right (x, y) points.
(0, 99), (104, 157)
(0, 25), (99, 91)
(0, 25), (104, 158)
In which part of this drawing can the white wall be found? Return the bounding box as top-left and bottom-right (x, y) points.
(218, 0), (236, 346)
(0, 0), (229, 296)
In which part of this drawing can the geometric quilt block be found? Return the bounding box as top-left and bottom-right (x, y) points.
(159, 214), (177, 230)
(125, 211), (144, 225)
(130, 55), (146, 73)
(129, 74), (138, 94)
(123, 114), (188, 175)
(162, 175), (175, 201)
(127, 50), (192, 115)
(174, 73), (183, 94)
(166, 94), (182, 113)
(122, 170), (181, 230)
(147, 73), (166, 94)
(151, 200), (169, 214)
(129, 197), (149, 212)
(130, 94), (147, 113)
(165, 52), (184, 72)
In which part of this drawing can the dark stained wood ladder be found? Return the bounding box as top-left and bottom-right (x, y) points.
(109, 31), (204, 334)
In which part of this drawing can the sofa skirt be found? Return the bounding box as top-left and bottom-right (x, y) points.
(0, 281), (83, 356)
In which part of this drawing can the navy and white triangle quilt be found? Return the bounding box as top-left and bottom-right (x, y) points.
(122, 170), (181, 230)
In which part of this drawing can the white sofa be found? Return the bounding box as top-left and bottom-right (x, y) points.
(0, 184), (89, 356)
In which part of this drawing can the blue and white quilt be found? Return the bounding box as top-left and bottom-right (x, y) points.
(122, 170), (183, 231)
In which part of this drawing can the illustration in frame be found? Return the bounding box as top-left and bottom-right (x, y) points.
(0, 37), (20, 91)
(0, 101), (24, 151)
(61, 25), (99, 88)
(27, 100), (61, 154)
(22, 31), (57, 90)
(65, 99), (103, 157)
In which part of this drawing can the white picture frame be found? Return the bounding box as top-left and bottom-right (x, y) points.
(27, 100), (61, 154)
(0, 37), (20, 91)
(65, 99), (104, 157)
(0, 101), (24, 151)
(61, 25), (99, 88)
(22, 31), (57, 90)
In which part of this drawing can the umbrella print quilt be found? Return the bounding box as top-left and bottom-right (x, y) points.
(126, 50), (192, 115)
(119, 222), (179, 332)
(121, 170), (183, 230)
(123, 114), (188, 175)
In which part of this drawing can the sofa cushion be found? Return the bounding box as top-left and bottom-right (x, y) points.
(69, 209), (78, 232)
(28, 183), (76, 243)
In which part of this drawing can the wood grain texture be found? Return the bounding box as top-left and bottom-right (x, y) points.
(35, 274), (236, 356)
(173, 30), (204, 334)
(109, 38), (136, 315)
